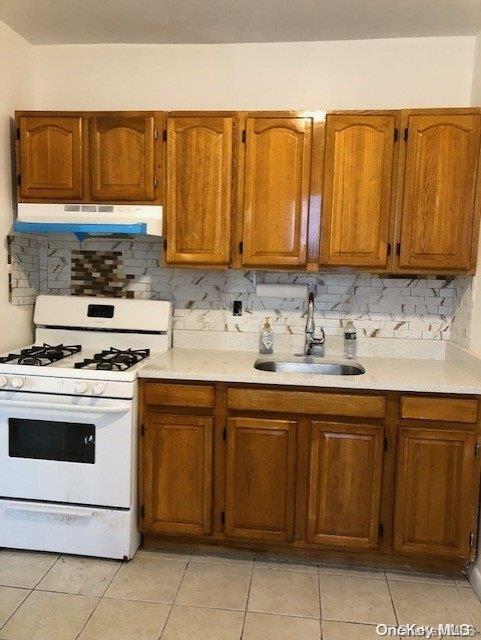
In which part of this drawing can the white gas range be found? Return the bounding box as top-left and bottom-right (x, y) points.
(0, 295), (172, 560)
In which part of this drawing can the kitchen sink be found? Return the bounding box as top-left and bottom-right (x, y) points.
(253, 358), (365, 376)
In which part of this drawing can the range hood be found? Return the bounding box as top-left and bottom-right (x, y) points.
(15, 203), (163, 241)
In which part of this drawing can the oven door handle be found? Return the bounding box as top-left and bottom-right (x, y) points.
(0, 400), (130, 414)
(6, 503), (94, 519)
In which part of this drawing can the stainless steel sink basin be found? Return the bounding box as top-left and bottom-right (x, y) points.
(254, 358), (365, 376)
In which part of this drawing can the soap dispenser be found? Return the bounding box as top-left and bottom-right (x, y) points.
(259, 317), (274, 355)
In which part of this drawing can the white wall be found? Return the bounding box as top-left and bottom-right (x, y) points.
(468, 31), (481, 357)
(0, 20), (35, 350)
(33, 36), (475, 111)
(472, 30), (481, 105)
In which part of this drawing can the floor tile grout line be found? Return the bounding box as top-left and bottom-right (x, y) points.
(239, 559), (255, 639)
(73, 557), (125, 640)
(455, 583), (478, 632)
(158, 556), (191, 639)
(0, 588), (33, 633)
(385, 573), (400, 627)
(32, 553), (61, 589)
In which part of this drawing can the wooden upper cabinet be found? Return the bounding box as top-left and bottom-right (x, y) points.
(165, 115), (233, 265)
(225, 417), (297, 542)
(18, 115), (83, 200)
(143, 414), (213, 536)
(307, 422), (384, 549)
(394, 426), (477, 559)
(240, 116), (313, 268)
(398, 113), (481, 272)
(320, 114), (397, 268)
(88, 114), (156, 201)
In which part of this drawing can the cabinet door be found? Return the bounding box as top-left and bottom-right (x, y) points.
(89, 114), (155, 201)
(398, 114), (481, 271)
(18, 115), (83, 200)
(166, 116), (233, 265)
(240, 117), (312, 268)
(225, 417), (297, 541)
(320, 114), (396, 268)
(394, 427), (477, 558)
(144, 414), (213, 535)
(307, 422), (383, 549)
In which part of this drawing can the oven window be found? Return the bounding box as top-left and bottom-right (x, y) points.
(9, 419), (96, 464)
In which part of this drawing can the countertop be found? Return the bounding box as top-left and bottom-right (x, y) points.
(139, 348), (481, 395)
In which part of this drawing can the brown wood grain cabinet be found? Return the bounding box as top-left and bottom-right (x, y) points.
(307, 421), (384, 549)
(16, 108), (481, 274)
(238, 115), (315, 268)
(143, 413), (213, 536)
(18, 115), (83, 200)
(394, 426), (478, 559)
(165, 115), (234, 266)
(396, 112), (481, 272)
(225, 417), (297, 542)
(320, 113), (397, 269)
(140, 381), (481, 571)
(88, 114), (156, 201)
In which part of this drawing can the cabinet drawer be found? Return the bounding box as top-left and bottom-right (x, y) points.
(144, 382), (215, 408)
(227, 388), (385, 418)
(400, 396), (478, 424)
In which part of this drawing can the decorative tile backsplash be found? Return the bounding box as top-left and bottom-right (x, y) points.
(8, 234), (473, 350)
(71, 249), (135, 297)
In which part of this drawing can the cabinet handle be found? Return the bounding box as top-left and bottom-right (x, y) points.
(396, 242), (401, 256)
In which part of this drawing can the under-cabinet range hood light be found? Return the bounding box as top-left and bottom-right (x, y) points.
(15, 203), (163, 241)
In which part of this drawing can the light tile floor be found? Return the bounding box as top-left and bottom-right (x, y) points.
(0, 547), (479, 639)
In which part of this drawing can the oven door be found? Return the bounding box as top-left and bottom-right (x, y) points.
(0, 391), (134, 508)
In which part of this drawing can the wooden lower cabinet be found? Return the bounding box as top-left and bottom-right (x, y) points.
(144, 414), (213, 535)
(307, 422), (384, 549)
(141, 382), (481, 570)
(394, 426), (478, 559)
(224, 417), (297, 542)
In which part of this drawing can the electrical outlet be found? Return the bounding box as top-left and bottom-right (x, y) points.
(233, 300), (242, 316)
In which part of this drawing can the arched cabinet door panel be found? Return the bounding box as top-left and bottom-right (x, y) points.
(89, 114), (155, 201)
(18, 116), (83, 199)
(398, 114), (481, 271)
(240, 117), (313, 268)
(166, 116), (234, 265)
(320, 114), (397, 268)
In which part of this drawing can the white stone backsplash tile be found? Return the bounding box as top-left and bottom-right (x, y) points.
(8, 234), (473, 351)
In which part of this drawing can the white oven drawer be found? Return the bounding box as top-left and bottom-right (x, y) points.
(0, 392), (135, 509)
(0, 499), (139, 559)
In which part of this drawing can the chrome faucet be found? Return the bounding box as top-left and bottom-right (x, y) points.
(303, 290), (325, 356)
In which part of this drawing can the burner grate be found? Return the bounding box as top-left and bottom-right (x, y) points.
(0, 344), (82, 366)
(74, 348), (150, 371)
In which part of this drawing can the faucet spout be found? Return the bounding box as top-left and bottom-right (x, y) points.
(303, 289), (325, 357)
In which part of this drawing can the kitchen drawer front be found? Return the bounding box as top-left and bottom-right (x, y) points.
(227, 388), (386, 418)
(144, 382), (215, 408)
(400, 395), (478, 424)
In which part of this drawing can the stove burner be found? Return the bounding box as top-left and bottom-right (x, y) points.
(74, 348), (150, 371)
(0, 344), (82, 366)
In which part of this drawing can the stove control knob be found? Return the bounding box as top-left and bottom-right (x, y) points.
(0, 376), (7, 388)
(11, 377), (24, 389)
(93, 383), (105, 395)
(75, 381), (89, 394)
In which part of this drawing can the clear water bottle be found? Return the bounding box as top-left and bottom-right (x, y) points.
(344, 321), (357, 359)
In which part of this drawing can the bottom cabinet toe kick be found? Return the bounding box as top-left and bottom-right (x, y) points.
(138, 381), (481, 574)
